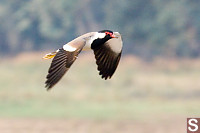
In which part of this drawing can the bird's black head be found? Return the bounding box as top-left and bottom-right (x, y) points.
(98, 30), (115, 39)
(98, 30), (113, 34)
(91, 30), (116, 49)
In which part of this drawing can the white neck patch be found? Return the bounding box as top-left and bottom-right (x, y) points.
(97, 32), (106, 39)
(84, 32), (106, 50)
(93, 32), (106, 40)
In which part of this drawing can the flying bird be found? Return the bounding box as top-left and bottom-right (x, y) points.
(43, 30), (123, 90)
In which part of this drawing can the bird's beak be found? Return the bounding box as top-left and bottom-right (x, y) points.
(111, 34), (118, 38)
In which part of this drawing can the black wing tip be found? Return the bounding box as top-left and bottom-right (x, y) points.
(45, 69), (67, 90)
(45, 85), (51, 91)
(97, 60), (119, 80)
(98, 53), (121, 80)
(99, 70), (113, 80)
(45, 81), (54, 90)
(101, 75), (112, 80)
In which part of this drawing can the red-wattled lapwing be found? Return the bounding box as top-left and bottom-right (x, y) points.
(43, 30), (123, 90)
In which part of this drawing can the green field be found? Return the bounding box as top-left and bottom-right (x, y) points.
(0, 53), (199, 132)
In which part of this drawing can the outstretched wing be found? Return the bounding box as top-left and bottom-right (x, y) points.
(93, 32), (123, 79)
(45, 48), (81, 90)
(45, 40), (86, 90)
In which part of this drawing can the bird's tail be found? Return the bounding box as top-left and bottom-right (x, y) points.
(42, 51), (57, 60)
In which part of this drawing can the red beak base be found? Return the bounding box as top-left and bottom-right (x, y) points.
(105, 32), (117, 38)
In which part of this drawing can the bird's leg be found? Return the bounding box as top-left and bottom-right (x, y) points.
(42, 51), (57, 60)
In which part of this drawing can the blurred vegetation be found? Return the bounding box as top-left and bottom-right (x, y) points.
(0, 0), (200, 58)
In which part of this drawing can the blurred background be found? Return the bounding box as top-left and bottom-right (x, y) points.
(0, 0), (200, 133)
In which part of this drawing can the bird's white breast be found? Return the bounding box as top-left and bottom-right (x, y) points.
(106, 32), (123, 54)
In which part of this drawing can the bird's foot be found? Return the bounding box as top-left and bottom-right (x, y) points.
(42, 52), (57, 60)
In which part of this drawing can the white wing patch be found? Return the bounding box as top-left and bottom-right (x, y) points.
(63, 44), (76, 52)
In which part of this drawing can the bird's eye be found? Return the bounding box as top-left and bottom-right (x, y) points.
(105, 32), (110, 36)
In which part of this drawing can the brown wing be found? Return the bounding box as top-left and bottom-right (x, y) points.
(93, 45), (122, 80)
(45, 48), (82, 90)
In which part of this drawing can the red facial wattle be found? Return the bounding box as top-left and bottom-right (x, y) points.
(105, 32), (116, 38)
